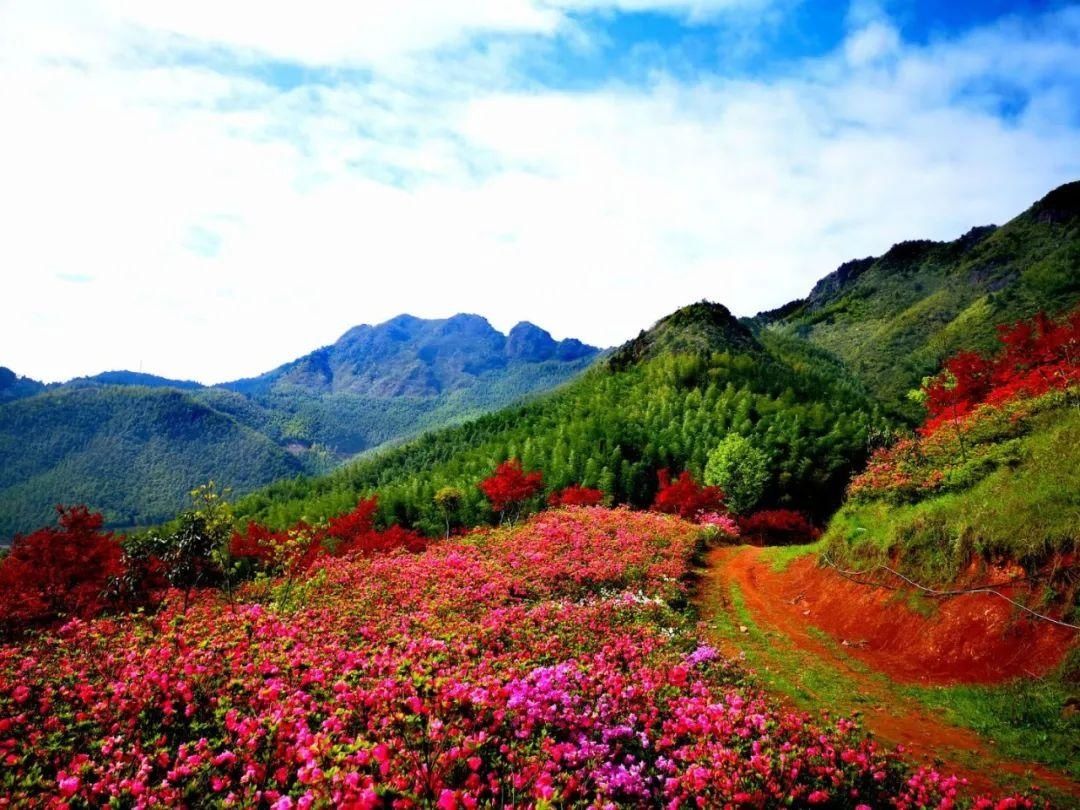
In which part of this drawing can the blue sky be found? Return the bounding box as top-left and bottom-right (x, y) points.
(1, 0), (1078, 383)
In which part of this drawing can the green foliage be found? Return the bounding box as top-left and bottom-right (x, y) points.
(824, 403), (1080, 587)
(704, 434), (770, 514)
(0, 332), (597, 540)
(762, 182), (1080, 419)
(125, 482), (235, 597)
(0, 387), (303, 540)
(905, 668), (1080, 781)
(433, 486), (465, 537)
(235, 305), (884, 535)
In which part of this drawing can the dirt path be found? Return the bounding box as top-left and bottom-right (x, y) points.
(697, 545), (1080, 800)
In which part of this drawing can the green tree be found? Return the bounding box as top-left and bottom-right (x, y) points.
(705, 434), (769, 514)
(433, 486), (464, 538)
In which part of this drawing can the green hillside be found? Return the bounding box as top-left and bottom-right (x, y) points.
(0, 316), (599, 539)
(761, 181), (1080, 418)
(0, 387), (304, 537)
(824, 393), (1080, 590)
(233, 183), (1080, 542)
(236, 303), (883, 533)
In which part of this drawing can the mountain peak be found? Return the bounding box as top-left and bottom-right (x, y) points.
(1028, 180), (1080, 225)
(226, 313), (600, 397)
(0, 367), (46, 403)
(608, 300), (760, 370)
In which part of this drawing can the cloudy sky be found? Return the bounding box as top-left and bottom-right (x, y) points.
(2, 0), (1078, 383)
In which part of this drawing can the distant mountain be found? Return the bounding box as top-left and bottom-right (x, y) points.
(0, 367), (45, 403)
(0, 316), (600, 538)
(224, 314), (595, 397)
(70, 371), (204, 390)
(759, 181), (1080, 417)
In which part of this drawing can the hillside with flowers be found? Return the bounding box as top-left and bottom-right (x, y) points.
(0, 507), (1054, 806)
(1, 183), (1079, 806)
(827, 307), (1079, 586)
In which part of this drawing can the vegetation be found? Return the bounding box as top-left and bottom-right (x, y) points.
(234, 303), (883, 535)
(0, 386), (305, 540)
(2, 178), (1078, 804)
(761, 180), (1080, 418)
(0, 316), (598, 540)
(704, 433), (770, 514)
(824, 307), (1080, 590)
(0, 508), (1037, 807)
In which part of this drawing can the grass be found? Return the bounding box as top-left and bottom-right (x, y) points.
(824, 404), (1080, 591)
(759, 540), (823, 572)
(905, 672), (1080, 782)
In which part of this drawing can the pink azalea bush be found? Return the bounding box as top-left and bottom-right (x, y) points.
(0, 507), (1036, 807)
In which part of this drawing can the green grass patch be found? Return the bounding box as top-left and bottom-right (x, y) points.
(904, 673), (1080, 781)
(760, 540), (823, 572)
(824, 405), (1080, 588)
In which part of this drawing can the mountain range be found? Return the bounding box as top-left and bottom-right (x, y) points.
(2, 181), (1077, 541)
(233, 180), (1080, 534)
(0, 317), (600, 538)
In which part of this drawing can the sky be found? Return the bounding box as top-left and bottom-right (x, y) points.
(1, 0), (1078, 384)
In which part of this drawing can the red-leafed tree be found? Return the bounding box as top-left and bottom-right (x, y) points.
(230, 521), (282, 566)
(231, 497), (427, 576)
(738, 509), (820, 546)
(651, 470), (726, 520)
(479, 459), (544, 524)
(548, 485), (605, 508)
(0, 506), (124, 634)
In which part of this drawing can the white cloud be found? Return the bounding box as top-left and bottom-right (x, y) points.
(0, 1), (1078, 383)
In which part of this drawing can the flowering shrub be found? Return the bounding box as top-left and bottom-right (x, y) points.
(0, 507), (1031, 807)
(0, 506), (123, 634)
(547, 484), (605, 507)
(738, 509), (821, 546)
(230, 497), (426, 576)
(651, 469), (726, 519)
(697, 511), (740, 538)
(849, 309), (1079, 504)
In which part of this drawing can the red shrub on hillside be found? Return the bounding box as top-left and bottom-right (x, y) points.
(230, 498), (426, 576)
(548, 484), (605, 507)
(923, 307), (1079, 435)
(479, 459), (544, 519)
(651, 470), (726, 520)
(738, 509), (820, 546)
(0, 506), (123, 633)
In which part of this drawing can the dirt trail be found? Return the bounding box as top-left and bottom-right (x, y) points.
(698, 545), (1080, 799)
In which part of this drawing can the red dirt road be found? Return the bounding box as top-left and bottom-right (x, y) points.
(699, 545), (1080, 798)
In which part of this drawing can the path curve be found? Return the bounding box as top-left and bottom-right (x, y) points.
(698, 545), (1080, 799)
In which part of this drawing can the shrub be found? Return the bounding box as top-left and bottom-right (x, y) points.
(548, 485), (605, 507)
(651, 470), (726, 520)
(704, 434), (770, 514)
(0, 506), (123, 634)
(738, 509), (820, 546)
(479, 459), (543, 523)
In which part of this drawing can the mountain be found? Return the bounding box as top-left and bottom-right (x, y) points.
(234, 182), (1079, 537)
(70, 371), (204, 390)
(0, 316), (600, 539)
(0, 367), (45, 403)
(759, 181), (1080, 417)
(225, 314), (595, 397)
(236, 300), (882, 531)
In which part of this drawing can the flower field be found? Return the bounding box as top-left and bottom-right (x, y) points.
(0, 508), (1035, 808)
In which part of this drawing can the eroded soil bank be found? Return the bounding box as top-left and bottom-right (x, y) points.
(699, 544), (1080, 799)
